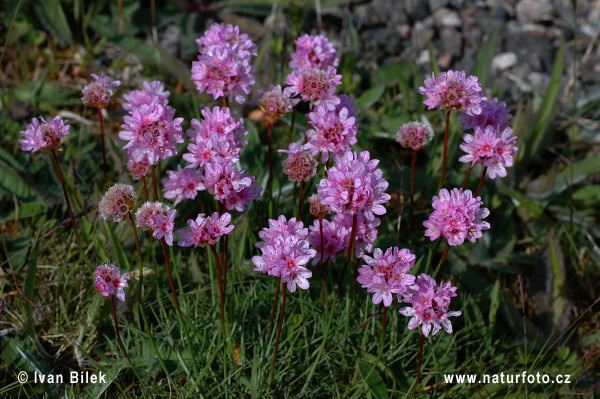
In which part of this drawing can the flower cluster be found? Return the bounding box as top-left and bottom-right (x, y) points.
(396, 121), (434, 151)
(135, 201), (176, 245)
(202, 160), (262, 212)
(177, 212), (234, 247)
(122, 80), (170, 112)
(305, 105), (358, 163)
(279, 143), (318, 182)
(423, 188), (490, 246)
(94, 264), (129, 302)
(459, 125), (518, 179)
(258, 85), (298, 119)
(284, 67), (342, 110)
(458, 97), (512, 131)
(307, 218), (349, 265)
(418, 70), (483, 116)
(318, 151), (390, 220)
(82, 74), (121, 108)
(289, 34), (338, 71)
(127, 156), (152, 180)
(191, 23), (256, 104)
(357, 247), (418, 307)
(399, 274), (461, 337)
(19, 116), (70, 153)
(162, 165), (204, 205)
(333, 212), (379, 258)
(252, 216), (316, 293)
(308, 194), (329, 218)
(99, 183), (136, 222)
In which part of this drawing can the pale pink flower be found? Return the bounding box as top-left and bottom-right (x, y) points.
(307, 218), (349, 265)
(177, 212), (234, 247)
(19, 116), (70, 153)
(153, 209), (176, 245)
(202, 159), (262, 212)
(82, 74), (121, 108)
(99, 183), (136, 222)
(418, 70), (483, 115)
(459, 125), (518, 179)
(135, 201), (169, 232)
(396, 121), (434, 150)
(284, 67), (341, 110)
(122, 80), (170, 112)
(162, 166), (204, 205)
(289, 34), (338, 71)
(332, 212), (380, 258)
(458, 97), (512, 131)
(94, 264), (129, 302)
(127, 156), (152, 180)
(305, 105), (358, 163)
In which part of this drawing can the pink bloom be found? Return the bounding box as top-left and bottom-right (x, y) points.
(307, 218), (350, 265)
(458, 97), (512, 131)
(82, 74), (121, 108)
(459, 125), (518, 179)
(127, 156), (152, 180)
(279, 143), (318, 182)
(332, 212), (380, 258)
(119, 103), (184, 165)
(196, 23), (256, 58)
(423, 188), (490, 246)
(418, 70), (483, 115)
(19, 116), (70, 153)
(305, 105), (358, 163)
(99, 183), (136, 222)
(94, 264), (129, 301)
(135, 201), (170, 232)
(284, 67), (341, 110)
(122, 80), (170, 112)
(162, 165), (204, 205)
(336, 94), (358, 117)
(202, 159), (262, 212)
(258, 85), (299, 118)
(177, 212), (234, 247)
(153, 209), (176, 245)
(289, 34), (338, 71)
(308, 194), (329, 218)
(318, 151), (391, 221)
(396, 121), (434, 150)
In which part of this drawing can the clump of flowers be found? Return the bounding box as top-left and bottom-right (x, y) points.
(202, 160), (263, 212)
(177, 212), (235, 247)
(458, 97), (511, 131)
(423, 188), (490, 246)
(307, 218), (349, 265)
(162, 166), (204, 205)
(289, 34), (338, 71)
(357, 247), (418, 307)
(305, 105), (358, 163)
(396, 122), (434, 151)
(19, 116), (70, 153)
(135, 201), (176, 245)
(399, 274), (461, 337)
(99, 183), (136, 222)
(318, 151), (390, 221)
(94, 264), (129, 301)
(279, 143), (318, 182)
(418, 70), (483, 116)
(308, 194), (329, 218)
(82, 74), (121, 108)
(459, 125), (518, 179)
(258, 85), (298, 120)
(122, 80), (170, 112)
(284, 67), (342, 110)
(333, 212), (380, 258)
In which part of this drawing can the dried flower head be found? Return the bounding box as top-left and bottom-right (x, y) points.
(258, 85), (298, 119)
(308, 194), (329, 218)
(135, 201), (169, 233)
(19, 116), (70, 153)
(396, 121), (434, 150)
(127, 156), (152, 180)
(418, 70), (483, 115)
(279, 143), (318, 182)
(94, 264), (129, 302)
(99, 183), (136, 222)
(82, 74), (121, 108)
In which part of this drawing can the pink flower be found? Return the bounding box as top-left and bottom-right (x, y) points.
(459, 125), (518, 179)
(127, 156), (152, 180)
(399, 274), (461, 337)
(418, 70), (483, 115)
(308, 194), (329, 218)
(135, 201), (170, 232)
(177, 212), (234, 247)
(423, 188), (490, 246)
(307, 218), (350, 264)
(289, 34), (338, 71)
(332, 212), (380, 258)
(279, 143), (318, 182)
(305, 105), (358, 163)
(153, 209), (176, 245)
(122, 80), (170, 112)
(318, 151), (391, 221)
(284, 67), (341, 110)
(99, 183), (136, 222)
(396, 121), (434, 150)
(119, 103), (184, 165)
(19, 116), (70, 153)
(458, 97), (512, 131)
(202, 159), (262, 212)
(258, 85), (299, 118)
(94, 264), (129, 301)
(82, 74), (121, 108)
(162, 165), (204, 205)
(196, 23), (256, 58)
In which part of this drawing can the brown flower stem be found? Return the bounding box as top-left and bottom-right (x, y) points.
(269, 285), (287, 382)
(297, 181), (303, 222)
(461, 164), (473, 190)
(209, 244), (226, 334)
(98, 107), (108, 183)
(223, 234), (229, 298)
(410, 149), (417, 219)
(474, 166), (487, 197)
(381, 306), (387, 347)
(267, 121), (273, 191)
(219, 98), (224, 108)
(417, 332), (425, 384)
(157, 161), (162, 201)
(440, 243), (450, 266)
(117, 0), (124, 33)
(160, 238), (180, 312)
(319, 217), (326, 307)
(151, 165), (159, 200)
(110, 296), (130, 361)
(225, 97), (230, 108)
(50, 150), (80, 248)
(437, 110), (451, 192)
(268, 278), (280, 337)
(141, 176), (149, 201)
(128, 212), (143, 299)
(335, 213), (357, 298)
(288, 108), (296, 146)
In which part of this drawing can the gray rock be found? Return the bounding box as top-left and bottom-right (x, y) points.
(440, 28), (463, 57)
(515, 0), (554, 23)
(428, 0), (450, 10)
(527, 71), (551, 91)
(491, 52), (518, 74)
(404, 0), (430, 20)
(433, 8), (463, 27)
(411, 21), (435, 50)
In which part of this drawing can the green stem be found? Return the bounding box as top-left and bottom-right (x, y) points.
(128, 212), (143, 299)
(269, 286), (287, 383)
(160, 238), (179, 311)
(437, 110), (451, 192)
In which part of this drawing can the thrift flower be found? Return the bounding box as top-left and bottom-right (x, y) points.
(135, 201), (169, 232)
(284, 67), (341, 110)
(94, 264), (129, 302)
(196, 23), (256, 57)
(177, 212), (234, 247)
(459, 125), (518, 179)
(289, 34), (338, 70)
(305, 104), (358, 163)
(19, 116), (70, 153)
(99, 183), (136, 222)
(458, 97), (512, 131)
(279, 143), (318, 182)
(258, 84), (298, 119)
(418, 70), (483, 116)
(307, 218), (349, 265)
(122, 80), (170, 112)
(308, 194), (329, 218)
(333, 212), (380, 258)
(396, 121), (434, 150)
(202, 159), (262, 212)
(162, 165), (204, 205)
(152, 209), (177, 246)
(127, 156), (152, 180)
(82, 74), (121, 108)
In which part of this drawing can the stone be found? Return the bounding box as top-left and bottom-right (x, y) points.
(440, 28), (463, 57)
(515, 0), (554, 23)
(411, 21), (435, 50)
(428, 0), (450, 9)
(433, 8), (463, 27)
(491, 52), (518, 74)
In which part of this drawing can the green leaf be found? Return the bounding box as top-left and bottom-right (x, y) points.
(357, 360), (388, 399)
(488, 279), (501, 341)
(470, 29), (497, 87)
(35, 0), (72, 46)
(103, 221), (131, 270)
(355, 85), (385, 108)
(553, 155), (600, 196)
(82, 361), (128, 399)
(428, 43), (440, 76)
(23, 231), (41, 336)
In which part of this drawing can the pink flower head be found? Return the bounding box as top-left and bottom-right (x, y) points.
(19, 116), (70, 153)
(289, 34), (338, 71)
(318, 151), (391, 220)
(418, 70), (483, 115)
(153, 208), (177, 245)
(196, 23), (256, 58)
(202, 159), (262, 212)
(423, 188), (490, 246)
(459, 125), (518, 179)
(305, 105), (358, 163)
(252, 216), (316, 292)
(119, 103), (184, 165)
(258, 85), (299, 119)
(183, 106), (247, 169)
(284, 67), (342, 110)
(99, 183), (136, 222)
(82, 74), (121, 108)
(307, 218), (349, 265)
(357, 247), (418, 307)
(177, 212), (234, 247)
(399, 274), (461, 337)
(332, 212), (380, 258)
(135, 201), (169, 232)
(458, 97), (512, 131)
(308, 194), (329, 218)
(162, 165), (204, 205)
(122, 80), (170, 112)
(396, 121), (434, 150)
(127, 156), (152, 180)
(279, 143), (318, 182)
(336, 94), (358, 117)
(94, 264), (129, 302)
